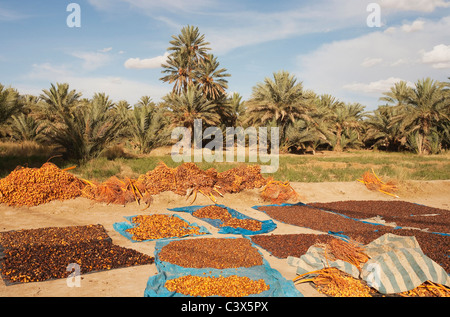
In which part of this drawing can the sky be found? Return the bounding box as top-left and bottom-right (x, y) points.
(1, 0), (450, 111)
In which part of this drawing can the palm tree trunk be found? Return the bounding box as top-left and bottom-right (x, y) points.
(335, 127), (343, 152)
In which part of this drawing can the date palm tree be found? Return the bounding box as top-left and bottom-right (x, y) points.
(44, 92), (124, 162)
(329, 102), (366, 152)
(161, 52), (194, 95)
(127, 103), (169, 154)
(379, 80), (413, 108)
(161, 25), (211, 94)
(9, 113), (46, 142)
(40, 82), (82, 119)
(195, 54), (230, 100)
(364, 105), (404, 151)
(163, 85), (221, 139)
(399, 78), (449, 154)
(0, 84), (20, 125)
(245, 70), (314, 145)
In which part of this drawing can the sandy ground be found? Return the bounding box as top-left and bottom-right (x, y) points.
(0, 179), (449, 297)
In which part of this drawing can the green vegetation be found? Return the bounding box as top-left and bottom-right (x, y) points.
(0, 26), (449, 183)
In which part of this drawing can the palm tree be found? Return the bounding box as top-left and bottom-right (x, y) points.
(364, 105), (405, 151)
(9, 113), (46, 142)
(161, 25), (211, 94)
(329, 102), (366, 152)
(227, 92), (246, 127)
(44, 92), (124, 162)
(168, 25), (211, 64)
(128, 103), (169, 154)
(245, 70), (314, 145)
(0, 84), (20, 125)
(379, 80), (413, 108)
(195, 54), (230, 100)
(163, 85), (221, 140)
(160, 53), (194, 95)
(398, 78), (449, 154)
(39, 82), (82, 119)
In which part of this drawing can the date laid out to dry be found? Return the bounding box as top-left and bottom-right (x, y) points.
(193, 205), (263, 231)
(126, 214), (207, 241)
(0, 225), (154, 284)
(158, 237), (264, 269)
(165, 275), (270, 297)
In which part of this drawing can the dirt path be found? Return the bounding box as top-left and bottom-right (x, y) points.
(1, 180), (449, 297)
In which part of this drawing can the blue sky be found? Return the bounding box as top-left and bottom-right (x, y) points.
(1, 0), (450, 110)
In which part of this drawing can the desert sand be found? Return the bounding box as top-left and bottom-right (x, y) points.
(1, 179), (449, 297)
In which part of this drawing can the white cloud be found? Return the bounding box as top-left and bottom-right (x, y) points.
(296, 16), (450, 109)
(89, 0), (217, 14)
(124, 52), (169, 69)
(0, 6), (29, 21)
(422, 44), (450, 69)
(99, 47), (113, 53)
(401, 20), (425, 32)
(361, 58), (383, 68)
(27, 63), (73, 79)
(343, 77), (413, 94)
(22, 62), (170, 104)
(380, 0), (450, 12)
(71, 51), (113, 71)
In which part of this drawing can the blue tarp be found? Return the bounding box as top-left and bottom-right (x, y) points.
(169, 204), (277, 235)
(113, 213), (211, 242)
(144, 237), (303, 297)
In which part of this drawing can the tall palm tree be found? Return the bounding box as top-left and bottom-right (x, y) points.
(160, 53), (194, 95)
(161, 25), (211, 94)
(195, 54), (230, 100)
(245, 70), (314, 145)
(168, 25), (211, 65)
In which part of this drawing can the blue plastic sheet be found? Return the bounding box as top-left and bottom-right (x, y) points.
(169, 204), (277, 235)
(113, 213), (211, 242)
(144, 237), (303, 297)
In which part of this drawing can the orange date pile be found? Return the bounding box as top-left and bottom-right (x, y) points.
(0, 225), (154, 284)
(260, 179), (299, 204)
(0, 163), (85, 207)
(137, 162), (268, 204)
(294, 267), (375, 297)
(399, 281), (450, 297)
(81, 176), (153, 207)
(158, 237), (264, 269)
(125, 214), (207, 241)
(0, 162), (268, 208)
(165, 275), (270, 297)
(193, 205), (262, 231)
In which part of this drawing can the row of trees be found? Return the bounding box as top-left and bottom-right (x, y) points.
(1, 25), (449, 163)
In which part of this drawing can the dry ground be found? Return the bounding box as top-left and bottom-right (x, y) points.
(1, 179), (449, 297)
